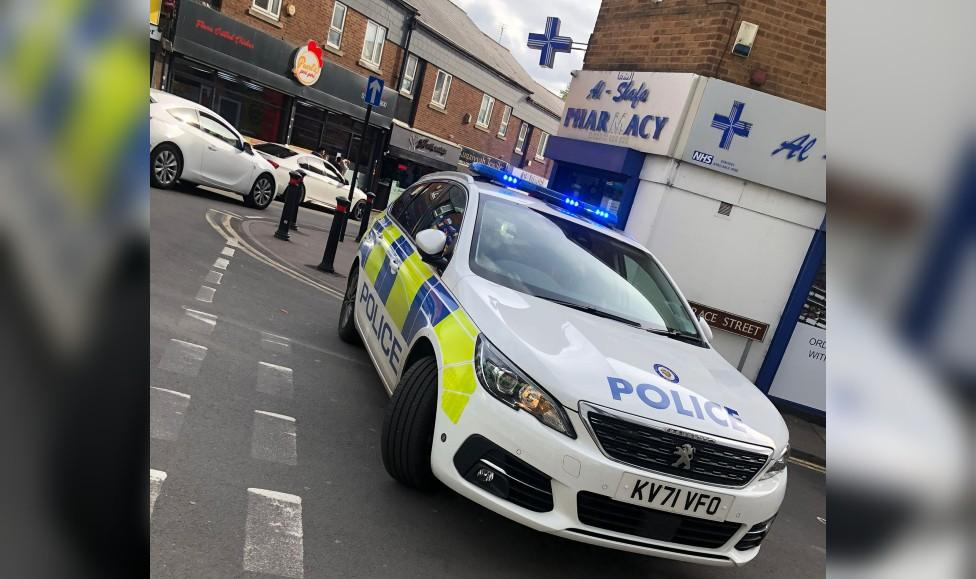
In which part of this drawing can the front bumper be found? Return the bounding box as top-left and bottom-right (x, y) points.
(430, 388), (787, 566)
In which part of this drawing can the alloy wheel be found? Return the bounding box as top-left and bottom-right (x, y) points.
(154, 150), (178, 185)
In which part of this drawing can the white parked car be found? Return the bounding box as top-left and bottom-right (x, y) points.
(338, 163), (790, 566)
(149, 88), (277, 209)
(252, 142), (370, 221)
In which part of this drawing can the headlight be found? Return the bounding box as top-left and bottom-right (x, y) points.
(474, 335), (576, 438)
(759, 444), (790, 480)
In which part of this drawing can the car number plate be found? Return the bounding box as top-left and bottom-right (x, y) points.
(614, 473), (734, 522)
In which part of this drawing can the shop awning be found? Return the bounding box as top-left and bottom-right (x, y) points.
(172, 2), (397, 130)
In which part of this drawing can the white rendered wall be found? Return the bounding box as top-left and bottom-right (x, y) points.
(625, 155), (825, 381)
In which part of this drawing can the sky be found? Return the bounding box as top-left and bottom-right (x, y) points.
(449, 0), (601, 95)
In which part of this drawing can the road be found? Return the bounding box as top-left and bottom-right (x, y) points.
(150, 184), (826, 578)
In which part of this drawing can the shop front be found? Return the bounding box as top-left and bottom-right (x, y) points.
(546, 70), (698, 227)
(379, 122), (461, 208)
(550, 70), (826, 414)
(162, 1), (398, 191)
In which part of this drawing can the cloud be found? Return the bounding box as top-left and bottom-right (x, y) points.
(449, 0), (601, 94)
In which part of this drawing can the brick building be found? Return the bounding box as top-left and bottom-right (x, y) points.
(584, 0), (825, 109)
(544, 0), (826, 414)
(151, 0), (562, 206)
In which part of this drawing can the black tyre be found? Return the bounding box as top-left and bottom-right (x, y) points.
(337, 264), (361, 345)
(381, 356), (439, 491)
(150, 143), (182, 189)
(353, 201), (366, 221)
(244, 173), (275, 209)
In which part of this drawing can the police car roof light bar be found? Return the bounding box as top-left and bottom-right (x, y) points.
(468, 162), (618, 227)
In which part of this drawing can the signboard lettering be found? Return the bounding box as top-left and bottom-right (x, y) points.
(689, 302), (769, 342)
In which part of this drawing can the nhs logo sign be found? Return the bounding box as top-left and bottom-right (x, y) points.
(691, 150), (714, 165)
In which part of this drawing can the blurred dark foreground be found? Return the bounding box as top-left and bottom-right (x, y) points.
(0, 1), (973, 577)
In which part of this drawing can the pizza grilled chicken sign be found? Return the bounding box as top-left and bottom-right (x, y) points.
(292, 40), (324, 86)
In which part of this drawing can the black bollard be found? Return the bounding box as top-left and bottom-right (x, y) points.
(289, 181), (304, 230)
(354, 192), (376, 243)
(274, 170), (305, 241)
(317, 196), (351, 273)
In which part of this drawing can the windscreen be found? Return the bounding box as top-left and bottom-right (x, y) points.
(470, 197), (700, 336)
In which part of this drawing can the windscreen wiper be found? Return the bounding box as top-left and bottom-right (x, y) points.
(540, 297), (644, 328)
(645, 327), (703, 345)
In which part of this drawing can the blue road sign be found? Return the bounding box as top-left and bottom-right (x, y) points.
(527, 17), (573, 69)
(364, 75), (384, 107)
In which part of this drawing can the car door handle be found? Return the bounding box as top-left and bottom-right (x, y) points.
(207, 145), (218, 151)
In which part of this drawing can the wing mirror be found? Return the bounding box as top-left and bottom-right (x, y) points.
(243, 142), (254, 155)
(698, 315), (714, 342)
(416, 229), (449, 269)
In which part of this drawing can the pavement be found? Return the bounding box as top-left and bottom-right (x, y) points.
(150, 184), (825, 578)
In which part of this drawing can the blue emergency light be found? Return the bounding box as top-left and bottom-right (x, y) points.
(469, 162), (618, 227)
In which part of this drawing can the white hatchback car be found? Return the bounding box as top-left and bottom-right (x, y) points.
(149, 89), (277, 209)
(339, 164), (790, 566)
(252, 142), (370, 221)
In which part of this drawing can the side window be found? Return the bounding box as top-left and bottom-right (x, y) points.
(396, 182), (451, 235)
(412, 184), (467, 260)
(298, 157), (326, 176)
(388, 182), (429, 224)
(199, 113), (241, 149)
(169, 107), (199, 127)
(321, 160), (344, 182)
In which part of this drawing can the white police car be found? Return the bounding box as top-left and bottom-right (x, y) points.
(338, 163), (789, 566)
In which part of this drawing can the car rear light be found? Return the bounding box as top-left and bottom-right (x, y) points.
(267, 159), (279, 169)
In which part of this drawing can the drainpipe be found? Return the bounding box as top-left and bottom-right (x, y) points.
(395, 14), (417, 91)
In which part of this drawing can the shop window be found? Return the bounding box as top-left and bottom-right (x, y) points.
(361, 20), (386, 69)
(431, 70), (452, 108)
(497, 105), (512, 138)
(219, 77), (285, 143)
(550, 164), (629, 219)
(514, 122), (529, 154)
(535, 132), (550, 161)
(251, 0), (281, 20)
(400, 54), (419, 96)
(170, 59), (215, 107)
(328, 3), (346, 49)
(476, 94), (495, 128)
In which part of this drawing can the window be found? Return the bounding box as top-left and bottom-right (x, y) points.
(322, 160), (346, 183)
(470, 197), (702, 339)
(199, 112), (242, 149)
(254, 142), (298, 158)
(167, 107), (199, 127)
(535, 132), (550, 161)
(361, 20), (386, 68)
(514, 122), (529, 153)
(430, 70), (452, 108)
(497, 105), (512, 138)
(400, 54), (419, 96)
(251, 0), (282, 19)
(475, 94), (495, 128)
(327, 3), (347, 49)
(298, 156), (327, 176)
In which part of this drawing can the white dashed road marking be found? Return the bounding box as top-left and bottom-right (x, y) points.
(150, 387), (191, 441)
(149, 469), (167, 517)
(243, 488), (304, 578)
(179, 307), (217, 335)
(261, 332), (291, 355)
(158, 339), (208, 376)
(257, 362), (294, 398)
(252, 410), (297, 465)
(204, 270), (223, 285)
(195, 285), (216, 303)
(221, 246), (236, 257)
(213, 257), (230, 270)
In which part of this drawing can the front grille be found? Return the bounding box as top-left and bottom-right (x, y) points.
(587, 411), (769, 486)
(577, 492), (742, 549)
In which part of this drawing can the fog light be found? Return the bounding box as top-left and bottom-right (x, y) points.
(476, 467), (495, 484)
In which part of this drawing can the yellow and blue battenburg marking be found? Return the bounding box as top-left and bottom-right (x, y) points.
(359, 214), (479, 423)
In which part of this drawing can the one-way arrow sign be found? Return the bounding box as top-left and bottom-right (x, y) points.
(364, 75), (384, 107)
